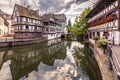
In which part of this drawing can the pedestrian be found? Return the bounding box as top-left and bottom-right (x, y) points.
(107, 33), (113, 47)
(107, 34), (113, 44)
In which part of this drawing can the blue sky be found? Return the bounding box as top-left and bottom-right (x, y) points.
(0, 0), (98, 23)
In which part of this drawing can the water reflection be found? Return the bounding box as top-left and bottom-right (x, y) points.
(73, 42), (102, 80)
(0, 39), (102, 80)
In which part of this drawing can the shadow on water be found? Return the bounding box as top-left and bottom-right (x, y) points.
(0, 39), (102, 80)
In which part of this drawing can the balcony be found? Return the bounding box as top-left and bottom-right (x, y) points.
(12, 21), (43, 26)
(88, 1), (118, 23)
(14, 29), (42, 32)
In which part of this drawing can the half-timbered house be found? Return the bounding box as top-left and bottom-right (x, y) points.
(11, 4), (43, 39)
(87, 0), (119, 45)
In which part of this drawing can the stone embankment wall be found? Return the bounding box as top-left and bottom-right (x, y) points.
(88, 39), (115, 80)
(0, 38), (47, 47)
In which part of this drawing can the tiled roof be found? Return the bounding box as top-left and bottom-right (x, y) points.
(42, 13), (54, 22)
(13, 4), (41, 20)
(42, 13), (61, 25)
(54, 14), (66, 22)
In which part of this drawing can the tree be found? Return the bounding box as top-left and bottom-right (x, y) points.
(67, 19), (72, 33)
(68, 7), (91, 39)
(68, 19), (72, 27)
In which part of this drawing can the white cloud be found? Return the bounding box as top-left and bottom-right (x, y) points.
(0, 0), (98, 24)
(61, 0), (99, 24)
(64, 0), (73, 4)
(58, 8), (66, 14)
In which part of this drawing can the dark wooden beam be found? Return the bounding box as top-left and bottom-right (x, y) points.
(88, 7), (118, 23)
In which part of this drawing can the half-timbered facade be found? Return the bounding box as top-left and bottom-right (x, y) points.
(11, 4), (43, 39)
(54, 14), (66, 34)
(86, 0), (120, 45)
(42, 14), (61, 40)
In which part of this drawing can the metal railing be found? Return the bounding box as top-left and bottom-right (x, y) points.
(103, 45), (120, 79)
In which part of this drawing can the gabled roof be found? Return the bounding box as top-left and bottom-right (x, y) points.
(12, 4), (41, 20)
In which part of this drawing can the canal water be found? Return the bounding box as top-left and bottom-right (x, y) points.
(0, 39), (102, 80)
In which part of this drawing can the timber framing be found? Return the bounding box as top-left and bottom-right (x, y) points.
(87, 0), (118, 32)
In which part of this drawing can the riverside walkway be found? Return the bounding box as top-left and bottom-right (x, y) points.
(111, 45), (120, 77)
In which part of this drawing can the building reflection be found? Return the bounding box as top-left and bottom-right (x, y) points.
(73, 45), (102, 80)
(8, 39), (67, 80)
(0, 49), (13, 70)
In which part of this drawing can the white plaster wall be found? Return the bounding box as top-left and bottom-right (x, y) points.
(56, 33), (61, 38)
(64, 27), (68, 34)
(0, 25), (4, 36)
(4, 25), (8, 35)
(100, 32), (103, 39)
(48, 34), (56, 40)
(114, 31), (120, 45)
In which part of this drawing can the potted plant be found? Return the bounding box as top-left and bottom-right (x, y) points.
(97, 39), (108, 49)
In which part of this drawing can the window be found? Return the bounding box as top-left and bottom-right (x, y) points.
(34, 26), (37, 31)
(46, 28), (48, 31)
(17, 17), (20, 22)
(26, 18), (28, 22)
(25, 25), (29, 29)
(14, 17), (17, 22)
(33, 20), (35, 23)
(22, 17), (26, 22)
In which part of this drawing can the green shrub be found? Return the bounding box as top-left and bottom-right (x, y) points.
(97, 39), (108, 48)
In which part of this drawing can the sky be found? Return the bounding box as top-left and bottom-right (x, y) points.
(0, 0), (98, 24)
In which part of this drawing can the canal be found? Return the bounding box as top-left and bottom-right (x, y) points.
(0, 39), (102, 80)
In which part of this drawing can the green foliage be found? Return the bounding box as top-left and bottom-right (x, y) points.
(97, 39), (108, 48)
(68, 7), (91, 38)
(67, 19), (72, 33)
(68, 19), (72, 27)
